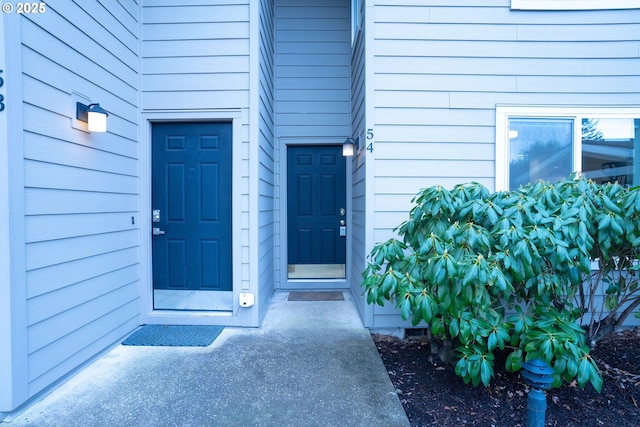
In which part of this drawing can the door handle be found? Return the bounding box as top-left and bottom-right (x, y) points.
(152, 227), (165, 236)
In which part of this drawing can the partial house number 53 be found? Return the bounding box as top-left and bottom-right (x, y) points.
(0, 70), (4, 112)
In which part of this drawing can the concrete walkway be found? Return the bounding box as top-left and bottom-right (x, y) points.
(3, 291), (410, 427)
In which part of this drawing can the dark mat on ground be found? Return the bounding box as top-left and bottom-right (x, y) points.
(287, 291), (345, 301)
(122, 325), (224, 347)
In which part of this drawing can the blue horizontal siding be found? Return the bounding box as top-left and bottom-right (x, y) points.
(141, 2), (250, 111)
(18, 0), (142, 407)
(369, 1), (640, 329)
(275, 0), (351, 139)
(25, 189), (138, 215)
(28, 265), (138, 340)
(143, 22), (249, 40)
(142, 4), (249, 24)
(26, 248), (140, 299)
(376, 57), (640, 76)
(375, 40), (639, 59)
(24, 161), (138, 194)
(28, 301), (139, 394)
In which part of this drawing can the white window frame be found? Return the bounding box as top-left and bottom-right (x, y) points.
(496, 106), (640, 191)
(512, 0), (640, 10)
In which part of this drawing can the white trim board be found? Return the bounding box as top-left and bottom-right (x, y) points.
(0, 13), (29, 413)
(138, 110), (249, 327)
(276, 138), (354, 291)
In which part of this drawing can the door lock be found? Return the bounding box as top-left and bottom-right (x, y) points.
(152, 209), (161, 222)
(152, 227), (165, 236)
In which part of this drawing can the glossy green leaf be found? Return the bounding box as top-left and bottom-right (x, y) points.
(590, 366), (603, 393)
(505, 349), (523, 372)
(420, 295), (434, 323)
(566, 357), (578, 378)
(449, 318), (460, 338)
(399, 295), (411, 320)
(480, 359), (493, 387)
(455, 357), (468, 378)
(577, 357), (592, 386)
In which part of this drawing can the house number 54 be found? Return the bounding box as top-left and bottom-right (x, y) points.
(0, 70), (5, 112)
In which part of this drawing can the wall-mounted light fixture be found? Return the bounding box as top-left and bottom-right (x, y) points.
(76, 102), (109, 133)
(343, 137), (359, 157)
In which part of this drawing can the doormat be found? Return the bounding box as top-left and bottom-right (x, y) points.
(122, 325), (224, 347)
(287, 291), (345, 301)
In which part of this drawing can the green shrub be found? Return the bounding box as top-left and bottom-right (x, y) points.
(362, 174), (640, 391)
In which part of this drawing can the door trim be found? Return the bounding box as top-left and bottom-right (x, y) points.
(139, 111), (244, 326)
(277, 139), (353, 290)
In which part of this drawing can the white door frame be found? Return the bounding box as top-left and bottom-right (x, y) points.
(138, 110), (247, 326)
(277, 138), (353, 290)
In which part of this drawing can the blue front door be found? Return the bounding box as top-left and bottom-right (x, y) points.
(287, 145), (346, 279)
(152, 122), (232, 310)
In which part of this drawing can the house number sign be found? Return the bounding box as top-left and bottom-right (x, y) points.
(366, 128), (374, 153)
(0, 69), (4, 112)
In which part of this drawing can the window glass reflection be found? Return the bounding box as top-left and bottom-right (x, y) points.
(508, 118), (573, 189)
(582, 118), (640, 186)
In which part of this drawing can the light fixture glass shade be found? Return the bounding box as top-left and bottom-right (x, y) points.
(88, 111), (107, 132)
(87, 104), (108, 132)
(343, 141), (354, 157)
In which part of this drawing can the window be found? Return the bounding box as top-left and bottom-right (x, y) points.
(496, 107), (640, 191)
(512, 0), (640, 10)
(508, 118), (574, 189)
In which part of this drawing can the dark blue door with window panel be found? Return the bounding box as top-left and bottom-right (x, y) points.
(152, 122), (232, 293)
(287, 146), (346, 278)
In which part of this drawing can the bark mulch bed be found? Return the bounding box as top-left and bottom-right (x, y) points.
(373, 328), (640, 426)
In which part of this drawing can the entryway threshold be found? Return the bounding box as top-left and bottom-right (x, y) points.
(287, 290), (345, 301)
